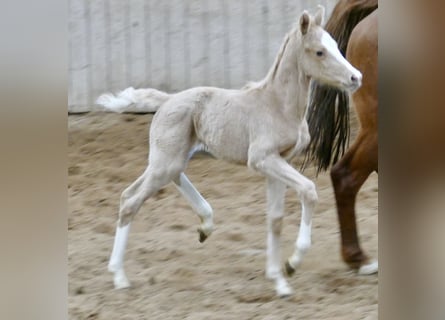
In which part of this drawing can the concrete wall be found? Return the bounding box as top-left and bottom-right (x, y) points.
(69, 0), (337, 112)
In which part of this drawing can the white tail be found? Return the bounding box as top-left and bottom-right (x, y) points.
(96, 87), (171, 113)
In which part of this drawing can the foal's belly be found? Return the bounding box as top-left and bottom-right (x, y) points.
(193, 109), (250, 164)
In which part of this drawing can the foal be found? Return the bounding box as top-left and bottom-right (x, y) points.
(98, 6), (362, 297)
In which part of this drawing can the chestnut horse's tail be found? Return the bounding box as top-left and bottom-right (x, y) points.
(302, 0), (377, 173)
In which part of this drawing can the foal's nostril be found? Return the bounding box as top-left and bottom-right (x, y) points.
(351, 75), (358, 83)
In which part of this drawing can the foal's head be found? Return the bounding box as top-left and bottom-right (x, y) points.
(296, 6), (362, 92)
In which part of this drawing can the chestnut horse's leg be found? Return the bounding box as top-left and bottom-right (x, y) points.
(330, 130), (377, 273)
(333, 9), (378, 274)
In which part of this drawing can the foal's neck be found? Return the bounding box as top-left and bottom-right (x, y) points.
(264, 33), (310, 122)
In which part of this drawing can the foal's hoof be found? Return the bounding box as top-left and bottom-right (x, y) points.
(199, 231), (208, 243)
(197, 228), (208, 243)
(276, 280), (294, 298)
(114, 278), (131, 290)
(284, 261), (295, 277)
(357, 260), (378, 275)
(278, 290), (294, 299)
(113, 270), (131, 289)
(197, 224), (213, 243)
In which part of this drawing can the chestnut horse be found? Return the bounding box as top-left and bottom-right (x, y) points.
(304, 0), (378, 274)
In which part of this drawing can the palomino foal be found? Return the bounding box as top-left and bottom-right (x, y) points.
(98, 6), (362, 297)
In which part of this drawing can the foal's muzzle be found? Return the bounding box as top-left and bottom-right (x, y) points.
(348, 71), (362, 92)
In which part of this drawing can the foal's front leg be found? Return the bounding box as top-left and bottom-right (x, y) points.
(265, 178), (293, 297)
(250, 154), (317, 278)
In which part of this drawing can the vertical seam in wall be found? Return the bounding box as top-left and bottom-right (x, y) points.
(104, 0), (111, 91)
(164, 1), (171, 90)
(221, 0), (230, 88)
(124, 1), (132, 86)
(68, 2), (73, 107)
(144, 0), (151, 86)
(262, 0), (269, 76)
(183, 1), (190, 88)
(84, 0), (92, 106)
(281, 0), (288, 37)
(203, 0), (210, 85)
(242, 1), (249, 82)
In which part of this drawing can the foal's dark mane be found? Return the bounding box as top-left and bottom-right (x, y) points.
(302, 0), (378, 173)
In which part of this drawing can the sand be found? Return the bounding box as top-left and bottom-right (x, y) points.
(68, 112), (377, 319)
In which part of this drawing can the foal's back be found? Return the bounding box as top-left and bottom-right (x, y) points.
(150, 86), (254, 164)
(151, 86), (299, 164)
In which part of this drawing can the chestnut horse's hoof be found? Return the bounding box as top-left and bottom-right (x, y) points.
(358, 260), (378, 275)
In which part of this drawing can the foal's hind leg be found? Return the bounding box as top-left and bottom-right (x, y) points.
(107, 170), (150, 287)
(174, 173), (214, 242)
(108, 157), (188, 289)
(331, 131), (378, 274)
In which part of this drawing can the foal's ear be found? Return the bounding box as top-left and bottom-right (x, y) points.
(314, 5), (325, 26)
(300, 11), (310, 35)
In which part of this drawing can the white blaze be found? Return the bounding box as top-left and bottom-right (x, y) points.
(321, 32), (362, 83)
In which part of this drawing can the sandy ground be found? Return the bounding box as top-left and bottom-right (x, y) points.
(68, 112), (378, 320)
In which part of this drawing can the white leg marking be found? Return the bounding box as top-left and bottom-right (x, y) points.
(266, 226), (283, 280)
(108, 224), (131, 289)
(358, 260), (378, 275)
(275, 277), (294, 297)
(265, 178), (294, 297)
(288, 201), (313, 270)
(174, 173), (214, 238)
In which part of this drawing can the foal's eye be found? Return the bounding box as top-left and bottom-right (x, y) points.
(316, 50), (324, 57)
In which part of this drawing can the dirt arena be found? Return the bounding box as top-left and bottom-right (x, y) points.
(68, 112), (378, 319)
